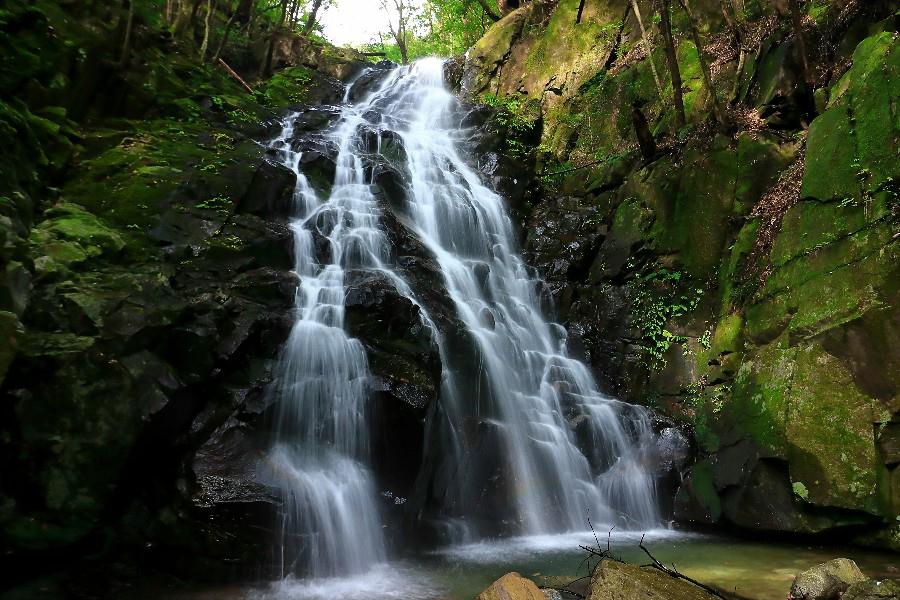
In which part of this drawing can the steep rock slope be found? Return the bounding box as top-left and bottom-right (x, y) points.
(0, 1), (377, 592)
(457, 0), (899, 546)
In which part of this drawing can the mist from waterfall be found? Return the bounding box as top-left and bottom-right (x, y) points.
(265, 57), (660, 580)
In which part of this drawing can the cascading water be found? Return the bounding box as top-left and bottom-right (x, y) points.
(266, 57), (660, 581)
(265, 88), (392, 578)
(362, 58), (659, 534)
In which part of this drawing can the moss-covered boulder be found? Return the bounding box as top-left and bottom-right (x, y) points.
(803, 32), (899, 203)
(589, 560), (720, 600)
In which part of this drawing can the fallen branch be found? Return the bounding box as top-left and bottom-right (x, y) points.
(217, 57), (254, 94)
(638, 534), (729, 599)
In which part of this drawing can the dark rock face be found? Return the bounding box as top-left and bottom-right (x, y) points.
(0, 41), (375, 588)
(237, 160), (298, 218)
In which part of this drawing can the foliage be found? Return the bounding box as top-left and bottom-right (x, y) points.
(363, 0), (497, 61)
(482, 92), (535, 160)
(628, 266), (703, 368)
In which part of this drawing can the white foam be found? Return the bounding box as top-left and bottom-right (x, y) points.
(438, 528), (702, 562)
(250, 564), (445, 600)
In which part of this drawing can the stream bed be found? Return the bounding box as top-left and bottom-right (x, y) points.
(152, 530), (898, 600)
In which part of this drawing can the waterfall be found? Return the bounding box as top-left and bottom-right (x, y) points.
(266, 57), (659, 579)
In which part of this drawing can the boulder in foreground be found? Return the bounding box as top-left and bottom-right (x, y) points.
(589, 560), (719, 600)
(476, 572), (546, 600)
(789, 558), (869, 600)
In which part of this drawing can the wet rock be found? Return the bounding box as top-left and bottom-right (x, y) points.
(589, 560), (720, 600)
(476, 572), (545, 600)
(789, 558), (868, 600)
(192, 418), (276, 508)
(237, 160), (297, 218)
(347, 65), (395, 103)
(443, 55), (465, 92)
(720, 460), (835, 533)
(290, 106), (342, 134)
(653, 426), (692, 474)
(477, 151), (530, 214)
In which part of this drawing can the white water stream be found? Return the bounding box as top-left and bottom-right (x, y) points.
(264, 58), (660, 585)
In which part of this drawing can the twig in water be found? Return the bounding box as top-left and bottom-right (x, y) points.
(638, 534), (730, 599)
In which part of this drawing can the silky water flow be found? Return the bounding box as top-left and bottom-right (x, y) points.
(264, 58), (660, 580)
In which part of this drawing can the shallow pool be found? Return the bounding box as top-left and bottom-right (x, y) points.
(159, 529), (898, 600)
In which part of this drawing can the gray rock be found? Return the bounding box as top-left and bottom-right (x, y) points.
(789, 558), (869, 600)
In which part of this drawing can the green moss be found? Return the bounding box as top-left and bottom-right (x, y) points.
(645, 138), (738, 278)
(802, 32), (899, 202)
(711, 313), (743, 355)
(719, 218), (760, 308)
(258, 66), (314, 109)
(792, 481), (810, 500)
(787, 344), (882, 513)
(769, 198), (890, 267)
(688, 459), (722, 519)
(761, 220), (896, 339)
(33, 203), (125, 253)
(802, 108), (862, 202)
(728, 341), (793, 457)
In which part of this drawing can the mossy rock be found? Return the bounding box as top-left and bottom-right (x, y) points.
(760, 217), (897, 340)
(787, 344), (883, 513)
(590, 559), (720, 600)
(729, 339), (794, 457)
(802, 32), (899, 202)
(674, 458), (722, 524)
(258, 66), (315, 109)
(726, 337), (886, 515)
(28, 202), (128, 282)
(770, 196), (893, 268)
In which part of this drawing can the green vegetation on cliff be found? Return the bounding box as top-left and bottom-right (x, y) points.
(465, 0), (900, 547)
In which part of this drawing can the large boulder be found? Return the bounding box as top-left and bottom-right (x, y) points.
(477, 572), (546, 600)
(789, 559), (869, 600)
(589, 560), (720, 600)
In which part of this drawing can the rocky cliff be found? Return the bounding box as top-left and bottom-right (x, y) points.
(0, 1), (380, 593)
(1, 0), (898, 595)
(456, 0), (899, 547)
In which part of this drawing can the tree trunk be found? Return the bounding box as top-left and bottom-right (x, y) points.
(236, 0), (254, 22)
(119, 0), (136, 69)
(631, 0), (663, 98)
(474, 0), (502, 22)
(574, 0), (587, 23)
(383, 0), (410, 64)
(721, 0), (745, 101)
(213, 1), (239, 62)
(303, 0), (324, 34)
(199, 0), (215, 62)
(189, 0), (204, 25)
(261, 0), (289, 77)
(397, 29), (409, 64)
(658, 0), (686, 128)
(632, 103), (657, 163)
(172, 0), (193, 35)
(677, 0), (726, 126)
(787, 0), (812, 83)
